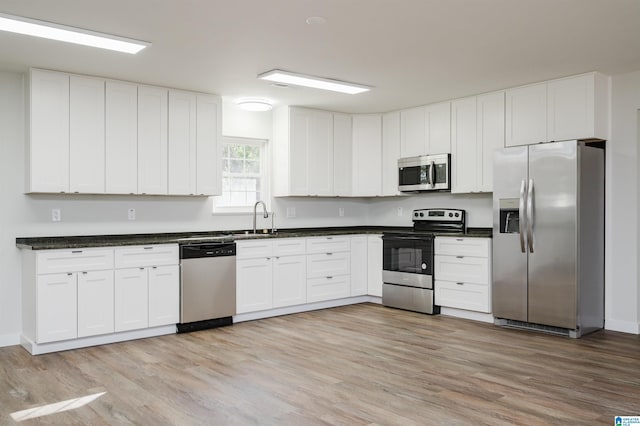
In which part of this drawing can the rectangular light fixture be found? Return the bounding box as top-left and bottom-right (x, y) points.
(0, 13), (150, 54)
(258, 69), (371, 94)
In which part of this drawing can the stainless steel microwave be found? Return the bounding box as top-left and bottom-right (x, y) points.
(398, 153), (451, 192)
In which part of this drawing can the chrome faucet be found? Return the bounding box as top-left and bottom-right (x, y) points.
(253, 200), (269, 234)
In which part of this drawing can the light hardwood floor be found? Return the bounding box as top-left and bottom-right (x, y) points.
(1, 303), (639, 425)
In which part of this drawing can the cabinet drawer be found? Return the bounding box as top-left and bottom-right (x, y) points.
(37, 248), (114, 274)
(236, 240), (273, 259)
(434, 255), (489, 284)
(306, 236), (350, 254)
(434, 237), (490, 257)
(307, 252), (350, 278)
(273, 238), (306, 257)
(307, 275), (350, 303)
(435, 280), (491, 313)
(114, 244), (178, 268)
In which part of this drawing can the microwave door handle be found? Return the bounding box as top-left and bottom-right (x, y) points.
(430, 160), (436, 188)
(519, 179), (526, 253)
(527, 179), (534, 253)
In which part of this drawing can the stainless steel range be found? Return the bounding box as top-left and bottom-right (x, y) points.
(382, 208), (466, 314)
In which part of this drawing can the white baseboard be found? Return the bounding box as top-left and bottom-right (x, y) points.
(440, 307), (494, 323)
(233, 295), (381, 323)
(0, 333), (20, 348)
(21, 325), (177, 355)
(604, 318), (640, 334)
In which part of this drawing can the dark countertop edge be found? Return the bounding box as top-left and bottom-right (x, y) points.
(16, 226), (492, 250)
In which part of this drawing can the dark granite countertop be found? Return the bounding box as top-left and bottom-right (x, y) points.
(16, 226), (492, 250)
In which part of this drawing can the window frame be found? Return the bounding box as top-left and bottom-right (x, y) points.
(213, 136), (270, 214)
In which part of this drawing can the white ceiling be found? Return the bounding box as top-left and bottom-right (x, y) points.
(0, 0), (639, 113)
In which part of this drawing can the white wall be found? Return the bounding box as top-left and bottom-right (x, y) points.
(607, 70), (640, 333)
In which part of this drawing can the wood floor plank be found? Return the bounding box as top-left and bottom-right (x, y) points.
(1, 303), (640, 425)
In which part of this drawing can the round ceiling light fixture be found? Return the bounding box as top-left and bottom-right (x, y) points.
(236, 98), (273, 112)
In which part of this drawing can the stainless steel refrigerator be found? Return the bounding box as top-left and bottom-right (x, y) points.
(492, 140), (604, 338)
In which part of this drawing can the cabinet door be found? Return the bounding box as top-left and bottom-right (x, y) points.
(367, 235), (383, 297)
(547, 74), (595, 142)
(138, 85), (168, 194)
(450, 96), (477, 194)
(273, 255), (307, 308)
(236, 258), (273, 313)
(426, 101), (451, 154)
(400, 106), (426, 157)
(168, 90), (197, 195)
(434, 255), (489, 284)
(196, 94), (222, 195)
(382, 111), (401, 196)
(435, 280), (491, 313)
(288, 107), (310, 195)
(69, 75), (105, 193)
(148, 265), (179, 327)
(114, 268), (149, 331)
(505, 82), (547, 146)
(477, 91), (505, 192)
(307, 110), (334, 196)
(307, 252), (350, 278)
(352, 114), (382, 196)
(350, 236), (368, 296)
(37, 273), (77, 343)
(105, 81), (138, 194)
(29, 69), (70, 193)
(77, 270), (114, 337)
(333, 113), (352, 196)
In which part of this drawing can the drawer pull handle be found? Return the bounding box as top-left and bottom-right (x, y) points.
(67, 273), (73, 276)
(456, 239), (464, 241)
(82, 271), (87, 275)
(152, 266), (157, 269)
(456, 256), (464, 259)
(144, 247), (153, 250)
(71, 250), (82, 254)
(139, 267), (145, 270)
(327, 276), (333, 279)
(456, 282), (464, 285)
(327, 253), (333, 256)
(326, 237), (333, 240)
(266, 257), (271, 260)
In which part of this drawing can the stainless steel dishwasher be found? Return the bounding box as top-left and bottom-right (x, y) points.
(177, 242), (236, 333)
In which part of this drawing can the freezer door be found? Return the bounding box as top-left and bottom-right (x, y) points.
(528, 140), (577, 329)
(492, 146), (528, 322)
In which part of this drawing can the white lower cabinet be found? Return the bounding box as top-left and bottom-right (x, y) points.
(306, 236), (351, 303)
(367, 235), (383, 297)
(236, 238), (307, 313)
(36, 273), (78, 343)
(350, 236), (368, 296)
(22, 244), (178, 354)
(434, 237), (492, 313)
(77, 270), (114, 338)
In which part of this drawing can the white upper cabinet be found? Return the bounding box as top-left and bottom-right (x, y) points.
(400, 106), (426, 157)
(426, 101), (451, 154)
(506, 73), (609, 147)
(477, 91), (505, 192)
(382, 111), (402, 196)
(28, 69), (70, 193)
(333, 113), (352, 197)
(505, 82), (547, 147)
(273, 106), (334, 196)
(451, 91), (505, 194)
(168, 90), (197, 195)
(547, 73), (609, 142)
(138, 85), (168, 195)
(69, 75), (105, 194)
(195, 94), (222, 196)
(400, 102), (451, 157)
(105, 81), (138, 194)
(451, 96), (477, 194)
(352, 114), (382, 196)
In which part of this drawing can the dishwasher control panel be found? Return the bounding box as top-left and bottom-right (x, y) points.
(180, 242), (236, 259)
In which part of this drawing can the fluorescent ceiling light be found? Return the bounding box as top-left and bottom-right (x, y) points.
(0, 13), (150, 54)
(258, 69), (371, 94)
(236, 98), (273, 112)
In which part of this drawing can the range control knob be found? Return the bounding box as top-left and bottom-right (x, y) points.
(449, 212), (453, 217)
(419, 212), (424, 217)
(455, 212), (460, 217)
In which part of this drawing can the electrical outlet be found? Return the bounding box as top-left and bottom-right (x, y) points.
(51, 209), (61, 222)
(128, 208), (136, 221)
(396, 207), (403, 217)
(286, 207), (296, 218)
(338, 207), (345, 217)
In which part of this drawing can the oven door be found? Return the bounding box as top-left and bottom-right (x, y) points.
(382, 234), (433, 289)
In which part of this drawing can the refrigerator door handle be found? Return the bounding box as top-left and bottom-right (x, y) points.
(527, 179), (534, 253)
(519, 179), (527, 253)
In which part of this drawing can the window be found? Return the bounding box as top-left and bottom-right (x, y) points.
(215, 136), (268, 213)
